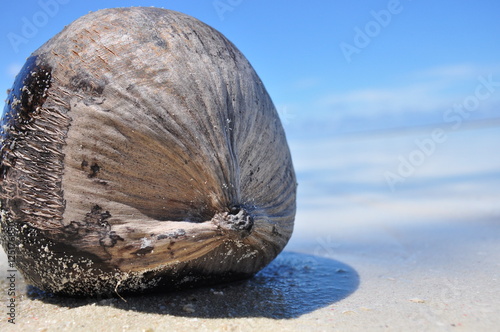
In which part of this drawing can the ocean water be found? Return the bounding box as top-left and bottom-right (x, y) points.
(287, 123), (500, 245)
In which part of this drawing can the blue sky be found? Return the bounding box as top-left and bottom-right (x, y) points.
(2, 0), (500, 138)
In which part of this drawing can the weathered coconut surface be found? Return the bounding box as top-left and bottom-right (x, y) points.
(0, 7), (296, 296)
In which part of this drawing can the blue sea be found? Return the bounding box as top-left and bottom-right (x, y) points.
(286, 120), (500, 247)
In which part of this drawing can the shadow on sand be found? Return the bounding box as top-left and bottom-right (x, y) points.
(27, 251), (359, 319)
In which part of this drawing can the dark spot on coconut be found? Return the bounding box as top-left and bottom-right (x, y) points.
(91, 205), (111, 226)
(157, 229), (186, 240)
(81, 161), (105, 184)
(61, 205), (113, 241)
(70, 74), (105, 96)
(133, 246), (154, 256)
(99, 231), (124, 248)
(152, 34), (168, 48)
(89, 163), (100, 178)
(167, 241), (176, 251)
(82, 96), (105, 106)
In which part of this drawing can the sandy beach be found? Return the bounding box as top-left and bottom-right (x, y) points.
(1, 125), (499, 331)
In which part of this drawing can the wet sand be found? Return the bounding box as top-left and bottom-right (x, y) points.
(1, 219), (499, 331)
(1, 126), (499, 331)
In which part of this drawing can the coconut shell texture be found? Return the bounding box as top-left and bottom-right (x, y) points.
(0, 7), (296, 296)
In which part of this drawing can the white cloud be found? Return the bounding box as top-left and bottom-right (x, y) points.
(414, 63), (500, 81)
(317, 63), (500, 118)
(318, 82), (449, 116)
